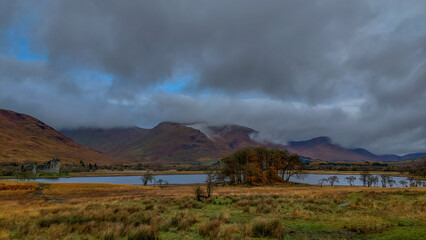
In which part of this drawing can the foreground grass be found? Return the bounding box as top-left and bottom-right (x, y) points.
(0, 181), (424, 239)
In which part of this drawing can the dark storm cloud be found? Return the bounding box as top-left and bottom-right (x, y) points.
(31, 0), (375, 102)
(0, 0), (425, 154)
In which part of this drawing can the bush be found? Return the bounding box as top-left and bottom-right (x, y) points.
(255, 203), (273, 214)
(345, 220), (391, 234)
(250, 218), (283, 239)
(219, 211), (231, 223)
(128, 225), (158, 240)
(198, 219), (221, 238)
(170, 211), (197, 230)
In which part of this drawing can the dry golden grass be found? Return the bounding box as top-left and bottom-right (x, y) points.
(1, 180), (425, 239)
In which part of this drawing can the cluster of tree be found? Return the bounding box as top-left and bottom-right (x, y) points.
(318, 176), (340, 187)
(60, 161), (98, 173)
(98, 163), (212, 172)
(306, 160), (426, 178)
(358, 171), (399, 187)
(219, 147), (304, 185)
(0, 162), (20, 177)
(140, 171), (169, 188)
(397, 166), (426, 178)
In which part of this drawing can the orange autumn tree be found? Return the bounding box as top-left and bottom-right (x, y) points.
(220, 147), (303, 185)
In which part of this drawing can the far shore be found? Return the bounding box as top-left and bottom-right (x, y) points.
(70, 169), (414, 178)
(69, 170), (206, 177)
(1, 169), (423, 180)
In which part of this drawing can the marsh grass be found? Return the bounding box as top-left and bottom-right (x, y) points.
(0, 181), (425, 239)
(250, 218), (284, 239)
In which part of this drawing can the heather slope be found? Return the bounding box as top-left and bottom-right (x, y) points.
(0, 109), (114, 164)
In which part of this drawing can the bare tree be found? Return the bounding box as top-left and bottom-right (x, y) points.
(157, 179), (167, 189)
(205, 168), (217, 198)
(408, 177), (416, 187)
(195, 186), (204, 201)
(141, 171), (155, 186)
(415, 179), (422, 187)
(380, 175), (389, 188)
(319, 178), (328, 187)
(359, 170), (371, 187)
(371, 176), (379, 187)
(387, 177), (395, 187)
(345, 176), (356, 186)
(327, 176), (339, 186)
(399, 180), (407, 187)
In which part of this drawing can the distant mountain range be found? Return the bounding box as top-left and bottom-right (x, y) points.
(285, 136), (424, 162)
(1, 109), (425, 164)
(0, 109), (114, 164)
(61, 122), (262, 164)
(62, 122), (426, 164)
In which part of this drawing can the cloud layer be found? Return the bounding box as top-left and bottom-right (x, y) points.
(0, 0), (425, 155)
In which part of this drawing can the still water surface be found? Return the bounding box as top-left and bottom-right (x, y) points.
(27, 174), (423, 188)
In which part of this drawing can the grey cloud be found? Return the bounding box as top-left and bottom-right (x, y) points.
(0, 0), (425, 155)
(29, 0), (377, 103)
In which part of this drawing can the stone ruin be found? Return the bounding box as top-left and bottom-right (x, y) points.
(21, 158), (60, 174)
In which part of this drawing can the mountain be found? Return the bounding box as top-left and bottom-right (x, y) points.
(286, 137), (379, 162)
(62, 122), (251, 164)
(286, 138), (426, 162)
(62, 122), (426, 164)
(0, 109), (115, 164)
(401, 153), (426, 160)
(3, 108), (422, 165)
(125, 122), (227, 163)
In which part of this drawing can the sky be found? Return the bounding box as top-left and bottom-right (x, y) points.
(0, 0), (425, 155)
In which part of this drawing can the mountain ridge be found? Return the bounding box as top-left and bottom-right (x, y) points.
(61, 122), (426, 163)
(1, 109), (424, 164)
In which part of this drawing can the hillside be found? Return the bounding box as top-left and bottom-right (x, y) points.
(61, 127), (150, 162)
(123, 122), (228, 163)
(0, 109), (115, 164)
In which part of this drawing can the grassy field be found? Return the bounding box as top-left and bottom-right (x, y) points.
(0, 181), (425, 240)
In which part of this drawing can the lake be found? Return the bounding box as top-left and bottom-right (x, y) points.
(24, 173), (424, 187)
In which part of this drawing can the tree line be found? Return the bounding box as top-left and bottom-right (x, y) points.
(318, 171), (424, 187)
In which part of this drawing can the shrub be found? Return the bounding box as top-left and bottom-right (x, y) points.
(243, 206), (250, 213)
(170, 211), (197, 230)
(144, 204), (155, 210)
(255, 203), (273, 214)
(198, 219), (221, 238)
(345, 220), (391, 234)
(219, 224), (240, 240)
(219, 211), (231, 223)
(128, 225), (158, 240)
(38, 215), (90, 228)
(250, 218), (283, 239)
